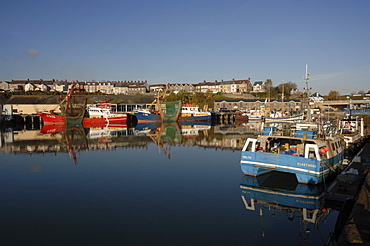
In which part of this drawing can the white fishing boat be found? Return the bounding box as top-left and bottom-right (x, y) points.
(338, 116), (364, 146)
(264, 113), (305, 122)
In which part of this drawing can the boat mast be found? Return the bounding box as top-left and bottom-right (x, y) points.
(282, 80), (285, 116)
(304, 65), (312, 122)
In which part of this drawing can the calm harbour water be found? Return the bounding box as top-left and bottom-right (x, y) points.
(0, 123), (338, 245)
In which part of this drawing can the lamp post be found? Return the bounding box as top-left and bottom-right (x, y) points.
(346, 96), (351, 117)
(364, 97), (368, 110)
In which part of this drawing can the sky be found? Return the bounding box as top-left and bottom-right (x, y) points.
(1, 0), (370, 95)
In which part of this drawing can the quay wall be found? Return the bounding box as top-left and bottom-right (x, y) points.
(337, 142), (370, 245)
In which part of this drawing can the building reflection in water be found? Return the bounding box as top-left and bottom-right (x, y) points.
(0, 121), (262, 164)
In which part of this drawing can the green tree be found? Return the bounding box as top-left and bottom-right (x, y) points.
(265, 79), (273, 90)
(276, 81), (297, 99)
(327, 90), (340, 100)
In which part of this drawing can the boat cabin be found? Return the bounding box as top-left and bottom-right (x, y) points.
(242, 123), (344, 161)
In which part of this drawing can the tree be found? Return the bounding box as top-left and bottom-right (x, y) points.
(265, 79), (273, 90)
(327, 90), (340, 100)
(276, 81), (297, 99)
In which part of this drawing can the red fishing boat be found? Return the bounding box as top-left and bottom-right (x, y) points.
(38, 83), (127, 125)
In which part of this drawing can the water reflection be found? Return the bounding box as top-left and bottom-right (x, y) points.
(0, 122), (262, 164)
(240, 172), (330, 245)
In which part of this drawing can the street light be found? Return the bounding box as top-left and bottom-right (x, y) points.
(346, 96), (351, 116)
(364, 97), (368, 110)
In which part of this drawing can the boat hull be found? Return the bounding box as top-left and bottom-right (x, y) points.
(82, 115), (127, 127)
(38, 112), (66, 124)
(159, 101), (181, 122)
(134, 111), (162, 123)
(240, 150), (343, 184)
(40, 112), (127, 126)
(265, 113), (305, 122)
(178, 114), (211, 122)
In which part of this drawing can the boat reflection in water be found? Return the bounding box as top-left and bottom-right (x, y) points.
(179, 121), (211, 138)
(240, 171), (331, 245)
(39, 122), (128, 164)
(5, 121), (259, 164)
(38, 121), (211, 163)
(134, 122), (182, 159)
(134, 121), (212, 158)
(133, 122), (162, 136)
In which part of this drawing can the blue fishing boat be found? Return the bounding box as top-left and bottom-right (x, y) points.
(133, 85), (181, 123)
(133, 100), (182, 123)
(240, 122), (345, 184)
(241, 66), (345, 184)
(134, 109), (162, 123)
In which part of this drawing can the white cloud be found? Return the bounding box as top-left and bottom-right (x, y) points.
(25, 49), (39, 56)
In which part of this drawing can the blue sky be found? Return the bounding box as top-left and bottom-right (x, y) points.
(1, 0), (370, 95)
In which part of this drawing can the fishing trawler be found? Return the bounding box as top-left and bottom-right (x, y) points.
(38, 82), (86, 125)
(82, 104), (127, 127)
(338, 116), (364, 146)
(39, 84), (127, 126)
(178, 103), (211, 122)
(240, 66), (345, 184)
(134, 101), (181, 123)
(240, 122), (345, 184)
(133, 86), (181, 123)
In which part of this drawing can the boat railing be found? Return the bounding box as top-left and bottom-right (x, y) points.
(304, 144), (321, 161)
(263, 125), (318, 139)
(242, 138), (257, 152)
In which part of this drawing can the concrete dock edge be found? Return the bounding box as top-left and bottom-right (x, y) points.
(337, 142), (370, 245)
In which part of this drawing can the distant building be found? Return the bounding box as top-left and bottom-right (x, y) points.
(112, 83), (129, 95)
(0, 81), (10, 91)
(149, 84), (167, 93)
(219, 78), (252, 93)
(290, 88), (301, 95)
(214, 99), (302, 112)
(8, 80), (29, 92)
(2, 77), (262, 96)
(195, 81), (221, 93)
(167, 83), (195, 94)
(252, 81), (266, 93)
(81, 80), (148, 95)
(309, 92), (324, 104)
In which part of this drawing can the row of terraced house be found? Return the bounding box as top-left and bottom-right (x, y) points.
(0, 78), (267, 95)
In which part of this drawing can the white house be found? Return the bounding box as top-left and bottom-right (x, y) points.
(252, 81), (266, 93)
